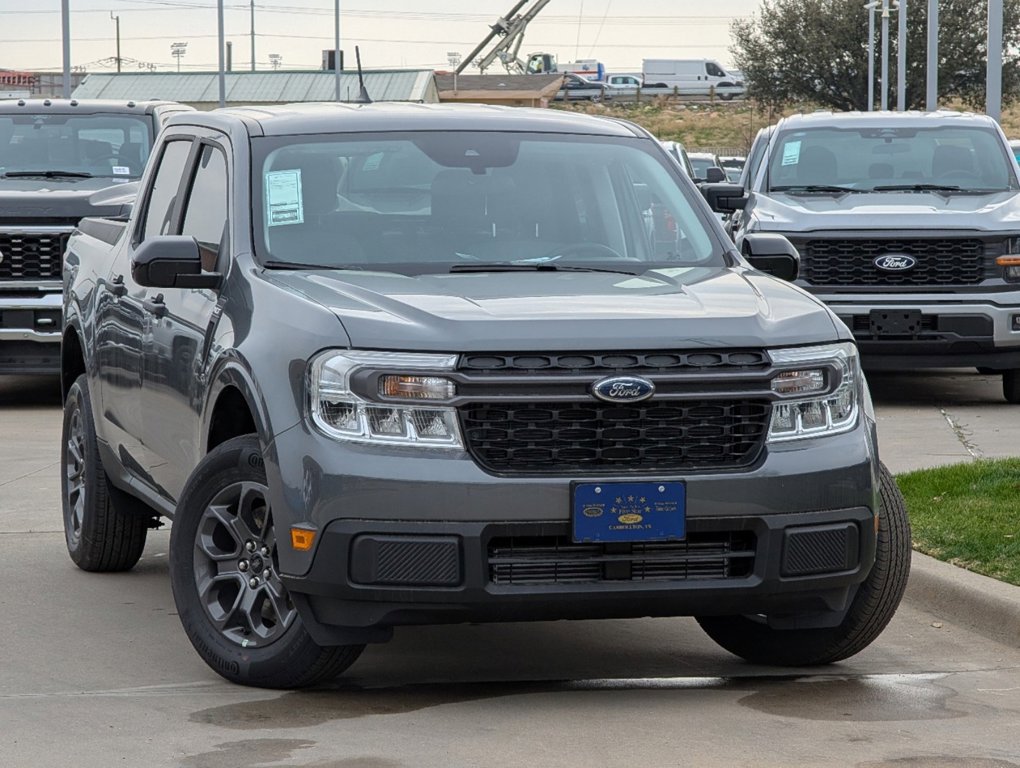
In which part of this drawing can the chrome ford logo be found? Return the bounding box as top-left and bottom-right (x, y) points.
(591, 376), (655, 403)
(873, 254), (917, 272)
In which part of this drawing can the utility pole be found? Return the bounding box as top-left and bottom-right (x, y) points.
(866, 1), (879, 111)
(988, 0), (1003, 121)
(217, 0), (226, 108)
(881, 0), (890, 110)
(334, 0), (342, 101)
(61, 0), (71, 97)
(897, 0), (906, 110)
(926, 0), (938, 110)
(111, 13), (122, 73)
(250, 0), (256, 72)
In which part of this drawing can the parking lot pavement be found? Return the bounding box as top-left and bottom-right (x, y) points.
(2, 373), (1019, 767)
(867, 368), (1020, 473)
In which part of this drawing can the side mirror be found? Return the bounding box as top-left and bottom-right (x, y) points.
(742, 233), (800, 282)
(705, 166), (727, 183)
(701, 182), (748, 213)
(131, 235), (220, 289)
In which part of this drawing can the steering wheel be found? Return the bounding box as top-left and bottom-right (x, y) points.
(541, 242), (626, 260)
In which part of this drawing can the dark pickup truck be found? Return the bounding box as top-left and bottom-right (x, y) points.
(61, 103), (909, 689)
(0, 98), (190, 374)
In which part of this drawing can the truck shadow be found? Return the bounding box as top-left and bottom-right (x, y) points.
(865, 368), (1006, 407)
(0, 375), (62, 407)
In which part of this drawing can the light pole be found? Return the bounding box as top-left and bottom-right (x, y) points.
(926, 0), (939, 110)
(334, 0), (342, 102)
(897, 0), (907, 110)
(866, 1), (880, 111)
(217, 0), (225, 107)
(111, 13), (121, 73)
(61, 0), (70, 97)
(448, 51), (462, 92)
(269, 53), (282, 70)
(988, 0), (1003, 121)
(171, 41), (188, 73)
(881, 0), (891, 111)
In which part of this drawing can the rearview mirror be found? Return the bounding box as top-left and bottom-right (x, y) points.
(701, 182), (748, 213)
(742, 233), (800, 282)
(131, 236), (220, 289)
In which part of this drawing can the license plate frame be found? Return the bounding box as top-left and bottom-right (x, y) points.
(868, 309), (923, 336)
(571, 481), (686, 544)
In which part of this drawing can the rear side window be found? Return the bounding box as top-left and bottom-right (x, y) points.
(141, 140), (192, 240)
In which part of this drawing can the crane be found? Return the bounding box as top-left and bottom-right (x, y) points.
(455, 0), (553, 76)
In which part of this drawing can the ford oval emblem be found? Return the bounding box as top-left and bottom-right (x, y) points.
(591, 376), (656, 403)
(873, 254), (917, 272)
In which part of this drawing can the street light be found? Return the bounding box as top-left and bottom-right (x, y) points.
(447, 51), (462, 92)
(865, 1), (880, 111)
(170, 41), (188, 72)
(269, 53), (282, 70)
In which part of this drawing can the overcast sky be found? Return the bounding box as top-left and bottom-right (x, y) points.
(0, 0), (759, 74)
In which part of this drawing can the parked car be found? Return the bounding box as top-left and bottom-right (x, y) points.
(554, 73), (612, 102)
(62, 103), (909, 689)
(0, 98), (191, 375)
(659, 139), (696, 179)
(719, 155), (746, 182)
(642, 59), (745, 99)
(687, 151), (726, 183)
(706, 110), (1020, 402)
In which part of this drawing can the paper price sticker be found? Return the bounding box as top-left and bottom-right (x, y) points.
(265, 169), (304, 226)
(781, 140), (802, 167)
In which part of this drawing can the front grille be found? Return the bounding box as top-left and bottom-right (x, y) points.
(0, 232), (70, 281)
(460, 400), (771, 474)
(488, 532), (756, 585)
(798, 238), (987, 287)
(458, 350), (770, 375)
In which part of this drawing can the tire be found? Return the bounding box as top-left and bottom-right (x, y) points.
(61, 374), (149, 572)
(169, 435), (363, 688)
(696, 462), (911, 666)
(1003, 370), (1020, 404)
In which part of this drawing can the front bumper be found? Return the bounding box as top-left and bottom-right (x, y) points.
(269, 419), (879, 645)
(0, 290), (62, 374)
(823, 296), (1020, 370)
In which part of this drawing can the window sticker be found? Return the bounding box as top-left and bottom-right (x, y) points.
(781, 140), (802, 166)
(112, 166), (131, 175)
(265, 169), (304, 226)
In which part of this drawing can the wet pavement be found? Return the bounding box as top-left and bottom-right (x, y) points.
(2, 372), (1019, 767)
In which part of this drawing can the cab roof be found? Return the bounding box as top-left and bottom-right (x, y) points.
(776, 110), (1001, 130)
(165, 101), (647, 138)
(0, 98), (184, 116)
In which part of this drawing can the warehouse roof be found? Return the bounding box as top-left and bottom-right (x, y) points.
(72, 70), (438, 105)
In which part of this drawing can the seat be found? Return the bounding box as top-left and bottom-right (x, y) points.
(868, 162), (894, 179)
(116, 141), (145, 174)
(932, 145), (975, 178)
(796, 146), (838, 185)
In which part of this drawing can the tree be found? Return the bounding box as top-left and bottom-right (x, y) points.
(731, 0), (1020, 112)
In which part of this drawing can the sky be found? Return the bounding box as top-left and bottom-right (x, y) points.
(0, 0), (760, 75)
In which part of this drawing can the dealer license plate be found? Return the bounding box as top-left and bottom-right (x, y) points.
(572, 481), (686, 544)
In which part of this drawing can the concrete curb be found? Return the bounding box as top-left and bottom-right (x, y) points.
(904, 550), (1020, 649)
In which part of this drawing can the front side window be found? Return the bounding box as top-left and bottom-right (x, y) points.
(181, 145), (228, 256)
(0, 113), (152, 179)
(767, 126), (1019, 193)
(253, 132), (722, 274)
(706, 62), (726, 78)
(141, 140), (193, 240)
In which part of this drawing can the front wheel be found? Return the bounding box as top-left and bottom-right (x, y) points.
(696, 463), (911, 666)
(1003, 370), (1020, 404)
(169, 435), (363, 688)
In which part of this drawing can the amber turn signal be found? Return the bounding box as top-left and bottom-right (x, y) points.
(290, 527), (316, 551)
(996, 256), (1020, 266)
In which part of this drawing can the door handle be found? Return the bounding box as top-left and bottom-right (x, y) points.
(143, 293), (167, 318)
(110, 275), (127, 298)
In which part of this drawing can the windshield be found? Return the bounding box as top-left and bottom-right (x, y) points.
(767, 125), (1018, 193)
(0, 113), (153, 179)
(253, 132), (722, 274)
(689, 156), (717, 176)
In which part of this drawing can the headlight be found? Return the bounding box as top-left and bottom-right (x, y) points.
(766, 342), (860, 442)
(309, 350), (463, 447)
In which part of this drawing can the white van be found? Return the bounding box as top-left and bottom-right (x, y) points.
(641, 59), (744, 99)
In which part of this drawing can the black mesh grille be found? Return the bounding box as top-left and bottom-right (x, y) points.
(459, 350), (770, 375)
(488, 532), (756, 585)
(798, 238), (987, 287)
(460, 400), (771, 474)
(0, 232), (69, 281)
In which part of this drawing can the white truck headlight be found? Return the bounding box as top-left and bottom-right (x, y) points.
(767, 342), (860, 442)
(309, 350), (463, 447)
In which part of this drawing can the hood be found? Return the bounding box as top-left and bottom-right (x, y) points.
(264, 266), (843, 351)
(751, 189), (1020, 232)
(0, 177), (136, 220)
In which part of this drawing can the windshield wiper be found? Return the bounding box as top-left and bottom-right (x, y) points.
(769, 184), (858, 195)
(871, 183), (961, 193)
(449, 263), (637, 275)
(262, 260), (361, 270)
(1, 170), (94, 179)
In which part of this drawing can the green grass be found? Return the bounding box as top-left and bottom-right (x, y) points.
(896, 459), (1020, 586)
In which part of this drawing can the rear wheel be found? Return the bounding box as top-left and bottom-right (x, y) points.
(696, 463), (910, 666)
(1003, 370), (1020, 404)
(169, 435), (363, 688)
(61, 374), (149, 572)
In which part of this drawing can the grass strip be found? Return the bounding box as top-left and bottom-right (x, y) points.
(896, 459), (1020, 586)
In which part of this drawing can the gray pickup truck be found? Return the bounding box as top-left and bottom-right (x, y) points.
(708, 111), (1020, 403)
(61, 103), (909, 689)
(0, 98), (189, 374)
